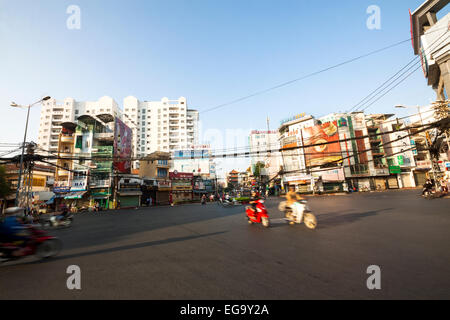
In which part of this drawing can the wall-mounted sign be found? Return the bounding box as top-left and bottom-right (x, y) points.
(169, 172), (194, 180)
(338, 118), (347, 127)
(251, 130), (278, 135)
(280, 113), (307, 125)
(389, 166), (401, 174)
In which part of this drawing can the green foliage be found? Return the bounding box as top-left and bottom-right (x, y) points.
(253, 161), (265, 177)
(0, 165), (12, 199)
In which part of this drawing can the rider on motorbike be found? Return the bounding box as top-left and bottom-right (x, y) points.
(249, 190), (261, 213)
(422, 179), (433, 196)
(284, 188), (306, 219)
(0, 207), (31, 257)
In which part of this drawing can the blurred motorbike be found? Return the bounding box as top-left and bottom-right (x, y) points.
(0, 225), (62, 262)
(278, 199), (317, 229)
(246, 199), (270, 227)
(41, 213), (73, 228)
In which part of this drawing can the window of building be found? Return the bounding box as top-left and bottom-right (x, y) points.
(75, 110), (79, 114)
(157, 168), (167, 178)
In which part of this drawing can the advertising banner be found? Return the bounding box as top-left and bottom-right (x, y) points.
(169, 172), (194, 180)
(312, 168), (345, 182)
(303, 121), (342, 167)
(113, 118), (132, 173)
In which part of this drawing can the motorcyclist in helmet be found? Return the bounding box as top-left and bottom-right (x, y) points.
(0, 207), (32, 257)
(422, 179), (433, 195)
(249, 190), (261, 213)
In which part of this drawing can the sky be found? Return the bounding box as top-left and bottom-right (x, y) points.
(0, 0), (446, 177)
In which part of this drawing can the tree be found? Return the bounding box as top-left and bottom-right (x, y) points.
(0, 165), (12, 200)
(253, 161), (265, 178)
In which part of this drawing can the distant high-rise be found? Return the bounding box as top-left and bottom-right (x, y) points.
(123, 96), (199, 168)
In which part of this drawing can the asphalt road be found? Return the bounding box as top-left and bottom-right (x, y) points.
(1, 189), (450, 299)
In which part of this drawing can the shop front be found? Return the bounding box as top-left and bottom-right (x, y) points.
(413, 160), (432, 186)
(90, 188), (111, 209)
(283, 174), (312, 193)
(117, 191), (142, 208)
(157, 180), (171, 205)
(170, 172), (193, 203)
(387, 166), (401, 189)
(117, 181), (142, 208)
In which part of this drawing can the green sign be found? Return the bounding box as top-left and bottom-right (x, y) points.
(389, 166), (401, 174)
(397, 156), (404, 166)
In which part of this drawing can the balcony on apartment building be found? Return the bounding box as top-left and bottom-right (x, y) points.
(91, 146), (113, 157)
(90, 178), (111, 188)
(349, 163), (369, 175)
(94, 132), (114, 142)
(90, 162), (113, 173)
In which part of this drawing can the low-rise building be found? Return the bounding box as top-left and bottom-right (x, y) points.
(139, 151), (172, 205)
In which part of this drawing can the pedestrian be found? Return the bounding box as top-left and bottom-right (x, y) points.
(146, 197), (151, 207)
(149, 197), (153, 206)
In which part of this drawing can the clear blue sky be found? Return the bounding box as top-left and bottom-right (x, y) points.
(0, 0), (443, 174)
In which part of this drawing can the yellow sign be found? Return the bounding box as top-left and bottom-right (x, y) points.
(23, 176), (46, 187)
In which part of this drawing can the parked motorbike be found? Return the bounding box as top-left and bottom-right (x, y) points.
(278, 200), (317, 229)
(0, 225), (62, 262)
(245, 199), (270, 227)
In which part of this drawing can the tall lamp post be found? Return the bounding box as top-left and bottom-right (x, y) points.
(11, 96), (51, 207)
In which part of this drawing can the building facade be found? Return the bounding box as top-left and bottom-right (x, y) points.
(123, 96), (199, 168)
(37, 96), (121, 156)
(248, 130), (281, 181)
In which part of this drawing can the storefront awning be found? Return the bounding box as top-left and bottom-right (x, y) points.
(53, 193), (67, 198)
(64, 191), (87, 199)
(46, 196), (55, 205)
(117, 191), (142, 196)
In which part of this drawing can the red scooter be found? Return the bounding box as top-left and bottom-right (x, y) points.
(246, 199), (270, 227)
(0, 225), (62, 262)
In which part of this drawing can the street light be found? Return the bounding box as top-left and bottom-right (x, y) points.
(11, 96), (51, 207)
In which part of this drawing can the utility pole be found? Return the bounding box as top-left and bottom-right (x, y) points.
(417, 105), (441, 189)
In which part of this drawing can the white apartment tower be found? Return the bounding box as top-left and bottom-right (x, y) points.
(37, 96), (122, 154)
(123, 96), (199, 168)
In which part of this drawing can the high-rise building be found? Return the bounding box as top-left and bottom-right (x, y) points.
(123, 96), (199, 168)
(37, 96), (122, 156)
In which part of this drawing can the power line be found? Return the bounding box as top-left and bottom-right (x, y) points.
(199, 38), (413, 114)
(199, 26), (450, 115)
(349, 30), (449, 113)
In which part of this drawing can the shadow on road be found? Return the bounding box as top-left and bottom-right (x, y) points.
(316, 208), (393, 229)
(10, 231), (228, 267)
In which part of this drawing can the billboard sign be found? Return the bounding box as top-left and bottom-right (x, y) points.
(113, 118), (132, 173)
(303, 121), (342, 167)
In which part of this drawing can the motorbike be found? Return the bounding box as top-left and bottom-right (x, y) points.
(245, 199), (270, 227)
(41, 213), (73, 228)
(278, 200), (317, 229)
(0, 225), (62, 262)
